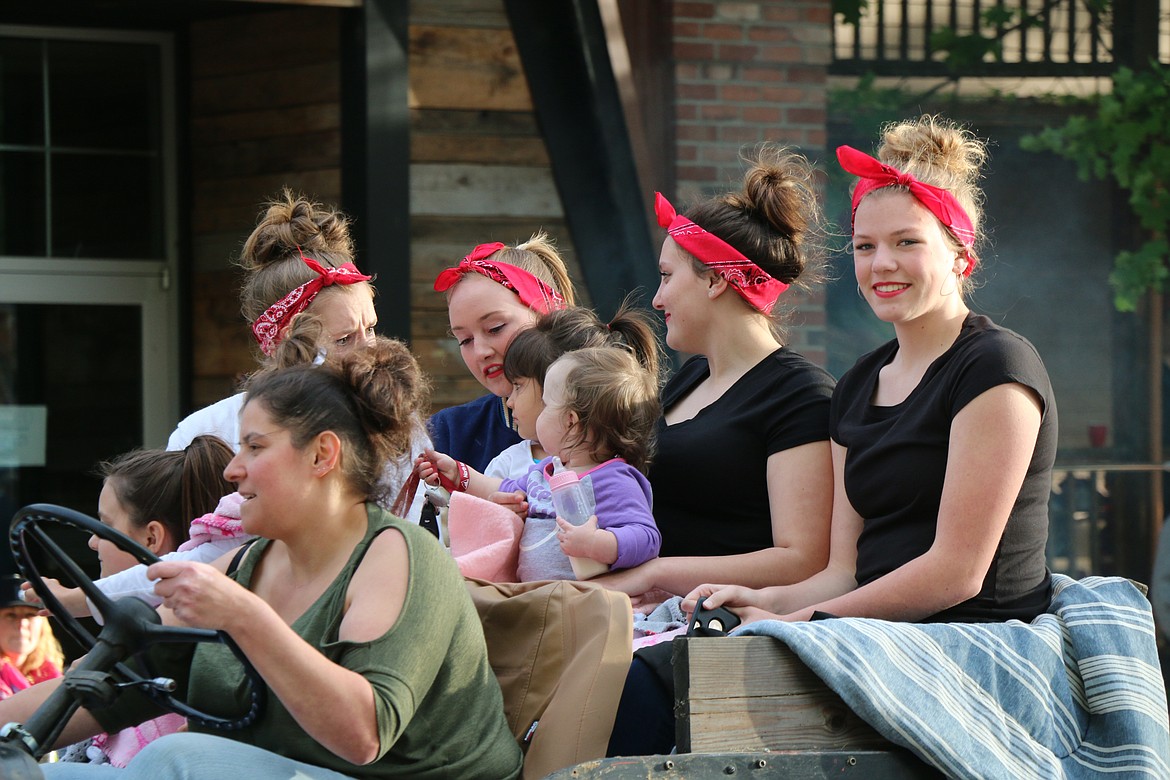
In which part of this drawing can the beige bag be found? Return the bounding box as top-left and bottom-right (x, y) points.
(466, 578), (633, 780)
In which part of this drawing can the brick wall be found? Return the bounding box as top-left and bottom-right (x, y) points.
(671, 0), (832, 364)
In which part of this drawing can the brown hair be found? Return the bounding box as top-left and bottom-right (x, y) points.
(266, 312), (330, 369)
(449, 230), (577, 307)
(873, 114), (989, 286)
(244, 337), (431, 504)
(681, 145), (824, 337)
(97, 435), (235, 548)
(553, 347), (661, 472)
(504, 297), (664, 389)
(236, 189), (367, 327)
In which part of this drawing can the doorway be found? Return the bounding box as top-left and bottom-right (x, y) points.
(0, 26), (178, 577)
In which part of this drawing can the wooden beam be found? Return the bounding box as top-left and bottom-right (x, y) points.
(340, 0), (412, 341)
(501, 0), (659, 318)
(674, 637), (890, 754)
(408, 25), (531, 112)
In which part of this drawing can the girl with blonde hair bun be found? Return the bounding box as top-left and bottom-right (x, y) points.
(168, 190), (433, 522)
(692, 115), (1055, 627)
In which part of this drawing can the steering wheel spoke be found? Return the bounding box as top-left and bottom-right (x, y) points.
(9, 504), (264, 733)
(16, 521), (118, 620)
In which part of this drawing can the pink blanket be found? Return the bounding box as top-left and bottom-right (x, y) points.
(448, 492), (523, 582)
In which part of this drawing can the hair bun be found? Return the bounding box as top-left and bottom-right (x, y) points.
(875, 115), (988, 247)
(239, 188), (354, 272)
(330, 338), (431, 465)
(736, 146), (819, 241)
(878, 114), (987, 187)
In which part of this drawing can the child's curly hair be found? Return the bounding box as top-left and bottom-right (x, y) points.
(553, 346), (661, 472)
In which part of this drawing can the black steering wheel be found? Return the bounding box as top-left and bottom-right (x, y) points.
(9, 503), (265, 733)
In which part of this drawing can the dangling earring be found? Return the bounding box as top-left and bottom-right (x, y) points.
(856, 284), (865, 300)
(939, 273), (957, 297)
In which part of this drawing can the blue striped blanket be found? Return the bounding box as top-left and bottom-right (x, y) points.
(737, 575), (1169, 779)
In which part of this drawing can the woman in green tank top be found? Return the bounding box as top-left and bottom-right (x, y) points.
(1, 324), (522, 780)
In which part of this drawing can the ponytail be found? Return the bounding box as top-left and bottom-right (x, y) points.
(504, 297), (664, 388)
(98, 435), (235, 547)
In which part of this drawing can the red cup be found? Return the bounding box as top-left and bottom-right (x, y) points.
(1088, 424), (1107, 448)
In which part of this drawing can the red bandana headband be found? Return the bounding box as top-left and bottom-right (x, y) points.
(837, 145), (978, 274)
(250, 249), (372, 356)
(433, 242), (566, 314)
(654, 192), (789, 314)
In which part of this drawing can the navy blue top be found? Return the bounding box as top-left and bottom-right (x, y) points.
(428, 394), (522, 473)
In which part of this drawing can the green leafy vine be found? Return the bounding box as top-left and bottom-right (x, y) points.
(1021, 64), (1170, 311)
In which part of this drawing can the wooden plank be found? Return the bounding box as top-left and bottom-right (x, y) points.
(191, 270), (255, 378)
(193, 104), (340, 144)
(193, 232), (248, 273)
(410, 109), (546, 164)
(675, 637), (890, 754)
(543, 752), (941, 779)
(409, 25), (532, 111)
(193, 61), (341, 115)
(412, 133), (548, 166)
(411, 107), (541, 136)
(192, 129), (342, 179)
(192, 169), (342, 234)
(190, 8), (341, 78)
(410, 215), (571, 245)
(410, 0), (510, 29)
(410, 163), (563, 217)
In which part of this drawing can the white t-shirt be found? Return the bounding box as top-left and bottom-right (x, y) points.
(484, 439), (540, 482)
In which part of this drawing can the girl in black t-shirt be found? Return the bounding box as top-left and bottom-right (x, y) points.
(605, 148), (837, 757)
(687, 115), (1055, 627)
(596, 148), (836, 610)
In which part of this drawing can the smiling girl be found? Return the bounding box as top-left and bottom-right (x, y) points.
(429, 234), (576, 473)
(689, 115), (1056, 626)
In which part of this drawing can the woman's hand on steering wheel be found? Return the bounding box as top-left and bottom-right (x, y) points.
(149, 560), (259, 632)
(9, 503), (265, 731)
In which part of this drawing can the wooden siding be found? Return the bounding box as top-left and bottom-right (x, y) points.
(188, 6), (344, 409)
(185, 0), (584, 415)
(409, 0), (585, 411)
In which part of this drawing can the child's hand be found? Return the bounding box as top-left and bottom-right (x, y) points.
(22, 577), (91, 617)
(556, 515), (616, 564)
(414, 449), (458, 491)
(488, 490), (528, 519)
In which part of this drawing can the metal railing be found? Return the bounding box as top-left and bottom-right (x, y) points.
(831, 0), (1168, 77)
(1048, 463), (1166, 582)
